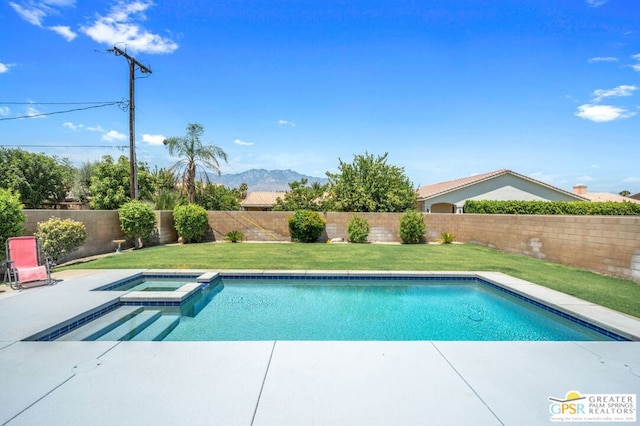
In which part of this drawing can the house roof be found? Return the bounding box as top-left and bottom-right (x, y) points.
(240, 191), (284, 208)
(417, 169), (588, 201)
(579, 192), (640, 204)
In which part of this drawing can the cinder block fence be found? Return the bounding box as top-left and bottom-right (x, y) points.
(22, 210), (640, 282)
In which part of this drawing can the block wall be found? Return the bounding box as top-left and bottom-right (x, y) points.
(21, 210), (640, 282)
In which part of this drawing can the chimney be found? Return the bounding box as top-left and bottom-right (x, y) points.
(573, 185), (587, 195)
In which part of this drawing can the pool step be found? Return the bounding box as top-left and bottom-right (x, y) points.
(129, 314), (181, 341)
(96, 310), (162, 341)
(57, 306), (144, 341)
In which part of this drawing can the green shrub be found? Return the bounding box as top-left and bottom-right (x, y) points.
(224, 230), (244, 242)
(288, 210), (326, 243)
(35, 217), (87, 264)
(439, 231), (455, 244)
(347, 215), (370, 243)
(0, 189), (26, 259)
(399, 210), (426, 244)
(173, 203), (209, 243)
(464, 199), (640, 215)
(118, 200), (156, 248)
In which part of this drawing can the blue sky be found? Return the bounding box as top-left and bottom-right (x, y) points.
(1, 0), (639, 194)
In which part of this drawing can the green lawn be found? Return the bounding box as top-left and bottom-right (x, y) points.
(62, 242), (640, 319)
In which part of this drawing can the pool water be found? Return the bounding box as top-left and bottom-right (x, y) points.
(99, 278), (192, 292)
(162, 278), (612, 341)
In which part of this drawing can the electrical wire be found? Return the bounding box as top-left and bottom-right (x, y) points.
(0, 100), (128, 121)
(0, 144), (127, 149)
(0, 101), (120, 105)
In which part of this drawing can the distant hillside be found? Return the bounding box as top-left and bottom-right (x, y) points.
(207, 169), (328, 192)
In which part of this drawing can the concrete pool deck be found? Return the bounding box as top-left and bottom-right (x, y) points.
(1, 270), (639, 425)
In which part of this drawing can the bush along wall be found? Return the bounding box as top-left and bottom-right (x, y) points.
(464, 200), (640, 215)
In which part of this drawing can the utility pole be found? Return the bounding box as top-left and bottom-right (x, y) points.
(108, 46), (152, 200)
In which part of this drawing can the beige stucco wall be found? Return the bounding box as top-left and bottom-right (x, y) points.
(21, 210), (640, 282)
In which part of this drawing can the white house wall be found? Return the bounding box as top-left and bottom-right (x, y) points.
(423, 174), (579, 211)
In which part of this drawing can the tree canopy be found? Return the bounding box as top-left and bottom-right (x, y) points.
(326, 152), (416, 212)
(89, 155), (153, 210)
(0, 148), (73, 208)
(195, 182), (242, 211)
(272, 178), (330, 211)
(163, 123), (228, 204)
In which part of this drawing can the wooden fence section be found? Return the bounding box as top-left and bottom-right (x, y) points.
(22, 210), (640, 282)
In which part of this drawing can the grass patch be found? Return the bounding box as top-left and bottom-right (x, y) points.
(62, 242), (640, 319)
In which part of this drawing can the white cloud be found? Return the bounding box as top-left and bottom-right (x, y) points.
(278, 119), (296, 127)
(575, 104), (636, 122)
(622, 176), (640, 183)
(25, 106), (45, 118)
(63, 121), (83, 130)
(587, 56), (618, 63)
(0, 107), (10, 116)
(585, 0), (610, 7)
(631, 54), (640, 72)
(591, 85), (637, 102)
(49, 25), (77, 41)
(0, 63), (15, 74)
(102, 130), (127, 142)
(234, 139), (254, 146)
(81, 1), (178, 54)
(141, 133), (165, 145)
(9, 1), (76, 29)
(87, 125), (105, 132)
(9, 1), (47, 26)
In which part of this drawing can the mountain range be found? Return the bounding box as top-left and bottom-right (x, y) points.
(207, 169), (328, 192)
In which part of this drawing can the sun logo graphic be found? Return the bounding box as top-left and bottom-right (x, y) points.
(549, 390), (636, 422)
(549, 391), (586, 416)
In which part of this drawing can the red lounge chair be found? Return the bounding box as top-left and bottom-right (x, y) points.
(4, 236), (54, 290)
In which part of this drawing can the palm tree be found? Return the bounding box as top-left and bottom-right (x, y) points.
(163, 123), (228, 203)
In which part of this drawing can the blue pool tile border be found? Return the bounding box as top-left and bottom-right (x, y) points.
(95, 274), (202, 291)
(477, 278), (629, 341)
(219, 273), (630, 341)
(30, 301), (122, 341)
(219, 274), (478, 281)
(34, 274), (630, 342)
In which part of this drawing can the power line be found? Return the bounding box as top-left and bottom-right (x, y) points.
(0, 101), (120, 105)
(0, 101), (127, 121)
(0, 144), (127, 149)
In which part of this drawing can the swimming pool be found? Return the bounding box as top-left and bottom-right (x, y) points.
(41, 273), (627, 342)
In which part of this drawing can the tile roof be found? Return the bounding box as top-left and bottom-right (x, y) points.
(417, 169), (587, 200)
(417, 169), (508, 199)
(240, 191), (285, 207)
(581, 192), (640, 204)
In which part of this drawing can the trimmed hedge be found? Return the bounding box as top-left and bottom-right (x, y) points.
(118, 200), (157, 247)
(464, 200), (640, 216)
(173, 203), (209, 243)
(399, 210), (426, 244)
(347, 215), (370, 243)
(288, 210), (326, 243)
(35, 217), (87, 264)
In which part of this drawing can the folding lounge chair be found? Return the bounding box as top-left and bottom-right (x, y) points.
(4, 236), (55, 290)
